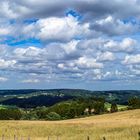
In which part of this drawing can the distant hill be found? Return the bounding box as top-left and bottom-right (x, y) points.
(1, 95), (74, 108)
(0, 89), (140, 107)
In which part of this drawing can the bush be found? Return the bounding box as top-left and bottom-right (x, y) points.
(66, 108), (76, 119)
(46, 112), (61, 120)
(36, 107), (48, 119)
(0, 108), (22, 120)
(22, 112), (38, 120)
(128, 97), (140, 109)
(94, 101), (105, 114)
(110, 103), (118, 113)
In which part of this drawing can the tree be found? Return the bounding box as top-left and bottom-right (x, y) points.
(46, 112), (61, 120)
(128, 97), (140, 109)
(36, 106), (48, 119)
(0, 108), (22, 120)
(67, 108), (76, 119)
(110, 103), (118, 113)
(93, 101), (105, 114)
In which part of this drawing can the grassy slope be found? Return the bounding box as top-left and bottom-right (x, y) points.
(0, 105), (16, 109)
(0, 109), (140, 140)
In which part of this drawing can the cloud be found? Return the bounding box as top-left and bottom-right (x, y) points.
(0, 77), (8, 82)
(103, 38), (137, 52)
(21, 15), (91, 42)
(90, 16), (139, 36)
(75, 56), (103, 69)
(0, 15), (92, 43)
(0, 0), (140, 88)
(76, 38), (137, 54)
(0, 1), (18, 19)
(13, 46), (43, 58)
(0, 59), (16, 69)
(0, 36), (138, 83)
(21, 79), (40, 83)
(0, 1), (139, 43)
(1, 0), (140, 20)
(123, 54), (140, 65)
(97, 51), (115, 62)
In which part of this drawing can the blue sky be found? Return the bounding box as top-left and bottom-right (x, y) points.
(0, 0), (140, 90)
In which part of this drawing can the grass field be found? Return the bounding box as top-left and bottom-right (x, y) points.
(105, 102), (128, 111)
(0, 109), (140, 140)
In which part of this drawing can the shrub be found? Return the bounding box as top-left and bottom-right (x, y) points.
(46, 112), (61, 120)
(0, 108), (22, 120)
(110, 103), (118, 113)
(128, 97), (140, 109)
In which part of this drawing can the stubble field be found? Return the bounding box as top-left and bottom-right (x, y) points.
(0, 109), (140, 140)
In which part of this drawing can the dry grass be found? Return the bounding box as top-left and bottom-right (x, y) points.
(0, 109), (140, 140)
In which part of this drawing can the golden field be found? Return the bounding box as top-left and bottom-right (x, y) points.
(0, 109), (140, 140)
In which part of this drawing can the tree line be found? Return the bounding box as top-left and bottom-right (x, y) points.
(0, 97), (139, 120)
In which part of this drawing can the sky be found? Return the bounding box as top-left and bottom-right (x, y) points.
(0, 0), (140, 90)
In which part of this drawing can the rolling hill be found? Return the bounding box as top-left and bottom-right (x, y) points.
(0, 109), (139, 140)
(0, 89), (140, 108)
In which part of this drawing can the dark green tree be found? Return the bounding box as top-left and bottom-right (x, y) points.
(67, 108), (76, 118)
(46, 112), (61, 120)
(128, 97), (140, 109)
(0, 108), (22, 120)
(110, 103), (118, 113)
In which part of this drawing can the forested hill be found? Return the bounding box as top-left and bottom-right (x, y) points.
(0, 89), (140, 107)
(0, 89), (90, 96)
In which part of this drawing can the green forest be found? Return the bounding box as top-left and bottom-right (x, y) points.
(0, 89), (139, 120)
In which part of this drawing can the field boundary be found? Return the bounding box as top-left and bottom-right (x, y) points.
(0, 132), (140, 140)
